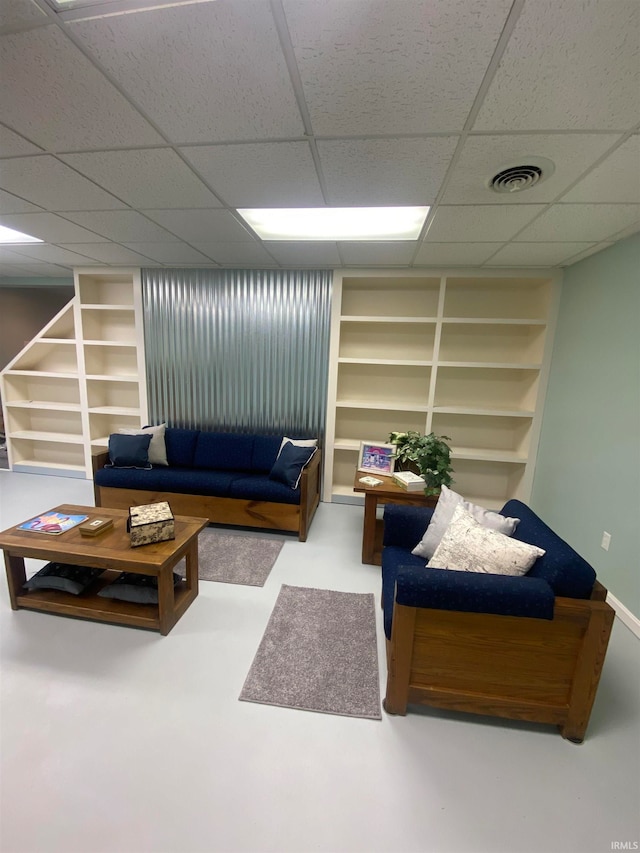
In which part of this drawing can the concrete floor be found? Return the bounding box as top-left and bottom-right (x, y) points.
(0, 469), (639, 853)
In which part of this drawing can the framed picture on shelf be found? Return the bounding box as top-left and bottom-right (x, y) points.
(358, 441), (396, 476)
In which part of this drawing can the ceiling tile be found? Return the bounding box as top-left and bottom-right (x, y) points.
(4, 245), (103, 265)
(284, 0), (511, 134)
(143, 210), (254, 243)
(516, 204), (640, 242)
(191, 242), (276, 266)
(122, 243), (213, 264)
(61, 210), (180, 243)
(442, 134), (621, 204)
(0, 0), (48, 33)
(339, 242), (417, 266)
(475, 0), (640, 131)
(60, 149), (221, 209)
(180, 142), (324, 207)
(425, 205), (545, 242)
(58, 243), (158, 265)
(70, 3), (303, 143)
(488, 242), (597, 267)
(0, 156), (126, 211)
(0, 189), (41, 214)
(0, 212), (111, 243)
(0, 125), (42, 156)
(562, 136), (640, 203)
(318, 137), (457, 205)
(414, 242), (503, 266)
(263, 242), (341, 266)
(0, 247), (41, 264)
(0, 25), (163, 150)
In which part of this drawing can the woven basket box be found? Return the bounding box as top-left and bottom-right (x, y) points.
(127, 501), (175, 547)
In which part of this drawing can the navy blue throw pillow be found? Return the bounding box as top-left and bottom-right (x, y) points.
(107, 433), (152, 469)
(269, 442), (317, 489)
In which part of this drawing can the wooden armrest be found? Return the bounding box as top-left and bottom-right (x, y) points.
(91, 450), (109, 476)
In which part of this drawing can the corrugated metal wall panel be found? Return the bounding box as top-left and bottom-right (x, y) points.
(141, 269), (332, 439)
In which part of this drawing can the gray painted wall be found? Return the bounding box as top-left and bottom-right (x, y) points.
(0, 285), (74, 370)
(531, 234), (640, 616)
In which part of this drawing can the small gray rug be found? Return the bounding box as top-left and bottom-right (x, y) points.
(240, 584), (381, 720)
(176, 528), (284, 587)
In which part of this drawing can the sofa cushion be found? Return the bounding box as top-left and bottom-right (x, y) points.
(383, 504), (435, 549)
(194, 432), (255, 472)
(251, 435), (282, 473)
(381, 549), (555, 640)
(412, 485), (520, 559)
(106, 433), (152, 469)
(228, 474), (301, 505)
(269, 442), (317, 489)
(428, 505), (544, 577)
(165, 428), (200, 468)
(95, 465), (237, 497)
(501, 500), (596, 599)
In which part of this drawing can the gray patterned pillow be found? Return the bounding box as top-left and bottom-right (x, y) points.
(23, 562), (104, 595)
(412, 484), (520, 559)
(427, 504), (544, 577)
(97, 571), (182, 604)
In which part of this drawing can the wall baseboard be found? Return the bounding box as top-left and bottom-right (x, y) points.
(606, 591), (640, 639)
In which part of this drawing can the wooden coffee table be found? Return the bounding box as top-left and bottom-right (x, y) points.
(353, 472), (438, 565)
(0, 504), (208, 635)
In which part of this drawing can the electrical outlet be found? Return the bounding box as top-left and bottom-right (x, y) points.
(601, 531), (611, 551)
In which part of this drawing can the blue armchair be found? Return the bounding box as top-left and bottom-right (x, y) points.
(381, 500), (615, 742)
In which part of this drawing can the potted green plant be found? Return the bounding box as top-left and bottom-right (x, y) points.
(388, 430), (454, 496)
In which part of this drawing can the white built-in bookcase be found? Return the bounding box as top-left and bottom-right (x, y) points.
(1, 269), (148, 478)
(324, 269), (561, 509)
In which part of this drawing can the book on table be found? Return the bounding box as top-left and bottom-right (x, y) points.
(392, 471), (426, 492)
(18, 511), (89, 535)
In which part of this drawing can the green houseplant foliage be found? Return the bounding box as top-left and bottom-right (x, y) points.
(388, 431), (454, 497)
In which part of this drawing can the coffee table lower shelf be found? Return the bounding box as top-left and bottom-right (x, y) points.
(14, 569), (196, 633)
(0, 504), (208, 635)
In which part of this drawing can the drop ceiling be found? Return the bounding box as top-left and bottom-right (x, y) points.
(0, 0), (638, 278)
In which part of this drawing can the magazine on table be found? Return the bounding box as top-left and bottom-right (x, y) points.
(18, 512), (89, 535)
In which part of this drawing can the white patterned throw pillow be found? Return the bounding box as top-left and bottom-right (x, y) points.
(427, 504), (545, 577)
(412, 484), (520, 559)
(119, 423), (168, 466)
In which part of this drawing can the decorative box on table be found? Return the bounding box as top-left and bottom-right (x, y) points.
(128, 501), (175, 547)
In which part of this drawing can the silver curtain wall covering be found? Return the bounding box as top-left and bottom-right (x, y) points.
(142, 269), (332, 438)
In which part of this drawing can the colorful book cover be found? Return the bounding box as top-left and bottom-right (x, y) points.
(18, 512), (89, 535)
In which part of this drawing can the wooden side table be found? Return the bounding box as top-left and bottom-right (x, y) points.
(353, 472), (438, 565)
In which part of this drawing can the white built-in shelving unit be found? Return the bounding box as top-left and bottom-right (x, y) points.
(1, 269), (148, 478)
(324, 270), (561, 509)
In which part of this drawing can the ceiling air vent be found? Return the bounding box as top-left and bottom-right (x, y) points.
(488, 157), (555, 194)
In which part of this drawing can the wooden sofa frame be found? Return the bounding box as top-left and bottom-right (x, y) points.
(383, 580), (615, 742)
(92, 448), (321, 542)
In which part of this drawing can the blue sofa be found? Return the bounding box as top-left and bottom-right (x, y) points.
(93, 428), (321, 541)
(381, 500), (615, 742)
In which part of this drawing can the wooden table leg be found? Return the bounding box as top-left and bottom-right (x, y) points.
(362, 492), (379, 564)
(183, 538), (199, 597)
(4, 552), (26, 610)
(157, 566), (176, 636)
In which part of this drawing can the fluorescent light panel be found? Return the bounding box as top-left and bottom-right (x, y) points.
(238, 207), (429, 241)
(0, 225), (43, 244)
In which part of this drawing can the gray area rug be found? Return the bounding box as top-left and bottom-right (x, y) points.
(240, 584), (381, 720)
(176, 528), (284, 587)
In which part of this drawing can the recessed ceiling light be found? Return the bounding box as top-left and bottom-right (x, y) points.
(43, 0), (212, 22)
(0, 225), (43, 245)
(237, 207), (429, 242)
